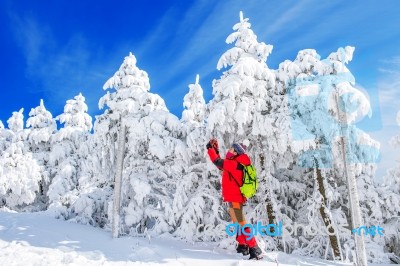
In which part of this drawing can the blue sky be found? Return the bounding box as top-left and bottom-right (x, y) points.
(1, 0), (399, 178)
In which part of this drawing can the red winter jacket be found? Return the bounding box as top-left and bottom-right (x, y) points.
(207, 148), (251, 203)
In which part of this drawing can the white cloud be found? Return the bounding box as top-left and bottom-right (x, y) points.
(11, 16), (87, 84)
(8, 13), (119, 118)
(10, 15), (54, 68)
(381, 56), (400, 65)
(378, 80), (400, 106)
(371, 56), (400, 180)
(260, 0), (329, 37)
(377, 57), (400, 127)
(370, 126), (399, 181)
(378, 57), (400, 76)
(130, 1), (243, 105)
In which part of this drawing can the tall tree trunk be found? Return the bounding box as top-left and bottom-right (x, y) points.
(340, 136), (367, 265)
(259, 154), (276, 231)
(335, 92), (367, 266)
(314, 158), (341, 259)
(266, 192), (276, 226)
(112, 123), (126, 238)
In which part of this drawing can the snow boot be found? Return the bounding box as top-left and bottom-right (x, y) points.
(248, 246), (263, 260)
(236, 244), (249, 255)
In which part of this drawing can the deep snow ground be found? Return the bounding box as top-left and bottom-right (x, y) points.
(0, 209), (390, 266)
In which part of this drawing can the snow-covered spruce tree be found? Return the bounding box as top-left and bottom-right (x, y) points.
(173, 75), (223, 240)
(0, 109), (42, 209)
(26, 99), (57, 209)
(47, 93), (93, 218)
(278, 48), (345, 258)
(0, 120), (6, 152)
(1, 110), (26, 154)
(327, 48), (394, 264)
(274, 51), (321, 255)
(182, 75), (206, 129)
(208, 11), (293, 250)
(69, 132), (103, 226)
(380, 111), (400, 260)
(85, 52), (186, 236)
(273, 49), (328, 255)
(385, 111), (400, 194)
(283, 46), (392, 263)
(209, 11), (274, 144)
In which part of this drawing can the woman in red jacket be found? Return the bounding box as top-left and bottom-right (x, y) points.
(206, 139), (262, 260)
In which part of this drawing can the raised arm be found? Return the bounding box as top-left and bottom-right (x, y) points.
(207, 148), (238, 173)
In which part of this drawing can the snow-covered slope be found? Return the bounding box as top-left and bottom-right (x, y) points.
(0, 209), (390, 266)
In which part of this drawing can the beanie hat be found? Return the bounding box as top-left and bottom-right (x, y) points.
(232, 143), (247, 155)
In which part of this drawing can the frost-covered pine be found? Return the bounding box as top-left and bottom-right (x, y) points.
(94, 52), (154, 188)
(0, 120), (5, 152)
(380, 110), (400, 259)
(0, 109), (42, 209)
(274, 50), (323, 255)
(56, 93), (92, 133)
(280, 48), (349, 258)
(7, 108), (25, 133)
(217, 11), (273, 70)
(182, 74), (206, 128)
(26, 99), (57, 209)
(277, 48), (343, 257)
(209, 11), (274, 143)
(386, 110), (400, 194)
(281, 46), (389, 263)
(3, 109), (25, 152)
(328, 48), (388, 264)
(173, 75), (222, 240)
(47, 93), (93, 218)
(118, 61), (186, 236)
(26, 99), (57, 146)
(73, 53), (152, 228)
(78, 52), (186, 235)
(208, 11), (285, 250)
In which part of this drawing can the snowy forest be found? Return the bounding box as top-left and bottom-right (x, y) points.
(0, 12), (399, 264)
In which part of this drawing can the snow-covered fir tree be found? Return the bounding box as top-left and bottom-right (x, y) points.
(385, 110), (400, 194)
(278, 48), (347, 258)
(208, 11), (294, 251)
(327, 48), (393, 264)
(47, 93), (93, 218)
(0, 119), (7, 152)
(209, 11), (274, 143)
(8, 108), (25, 133)
(380, 110), (400, 259)
(0, 109), (42, 209)
(26, 99), (57, 147)
(182, 75), (206, 128)
(77, 52), (186, 236)
(25, 99), (57, 209)
(173, 75), (223, 240)
(0, 120), (4, 151)
(68, 132), (103, 226)
(281, 45), (393, 263)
